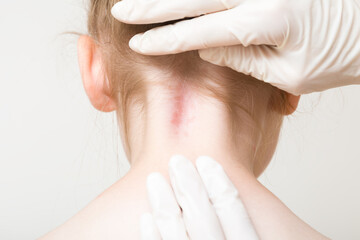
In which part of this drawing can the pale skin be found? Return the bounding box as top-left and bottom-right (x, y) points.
(40, 36), (328, 240)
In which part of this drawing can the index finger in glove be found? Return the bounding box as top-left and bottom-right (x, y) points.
(147, 172), (189, 240)
(196, 156), (259, 240)
(169, 155), (225, 240)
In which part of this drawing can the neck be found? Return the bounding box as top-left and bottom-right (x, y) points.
(126, 82), (262, 179)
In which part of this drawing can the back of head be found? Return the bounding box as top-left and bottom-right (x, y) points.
(86, 0), (292, 174)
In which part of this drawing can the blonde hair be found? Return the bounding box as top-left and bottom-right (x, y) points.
(87, 0), (289, 167)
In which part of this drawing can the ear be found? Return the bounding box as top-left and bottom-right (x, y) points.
(78, 35), (117, 112)
(284, 93), (301, 115)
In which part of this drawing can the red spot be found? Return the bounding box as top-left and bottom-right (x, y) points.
(171, 91), (185, 128)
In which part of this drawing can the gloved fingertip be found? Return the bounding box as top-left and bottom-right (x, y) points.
(111, 1), (129, 21)
(129, 34), (143, 53)
(168, 154), (190, 171)
(198, 48), (223, 63)
(196, 155), (222, 173)
(147, 172), (166, 190)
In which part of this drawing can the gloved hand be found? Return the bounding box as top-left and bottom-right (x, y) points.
(111, 0), (360, 95)
(140, 155), (258, 240)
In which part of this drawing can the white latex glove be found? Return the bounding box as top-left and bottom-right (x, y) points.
(140, 155), (258, 240)
(111, 0), (360, 95)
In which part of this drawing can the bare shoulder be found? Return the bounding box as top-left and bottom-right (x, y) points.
(40, 174), (150, 240)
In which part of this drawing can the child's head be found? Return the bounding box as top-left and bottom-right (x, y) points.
(78, 0), (300, 175)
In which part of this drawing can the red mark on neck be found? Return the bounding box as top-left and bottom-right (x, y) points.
(171, 91), (185, 128)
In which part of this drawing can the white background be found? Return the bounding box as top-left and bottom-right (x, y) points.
(0, 1), (359, 239)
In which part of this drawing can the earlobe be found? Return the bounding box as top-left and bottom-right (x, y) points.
(78, 35), (117, 113)
(285, 93), (301, 115)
